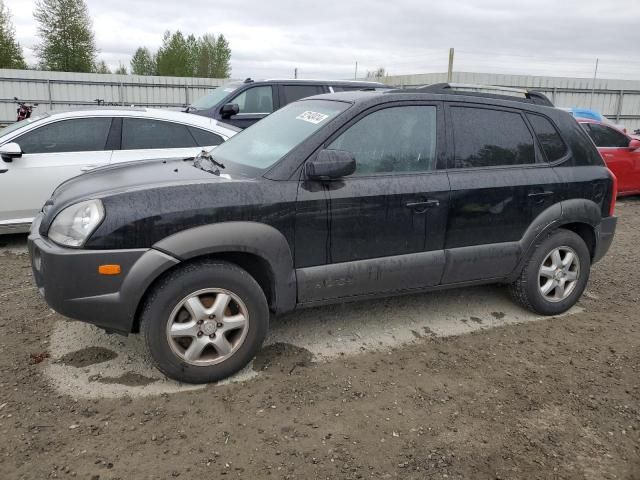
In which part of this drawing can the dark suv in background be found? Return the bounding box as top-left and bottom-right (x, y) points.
(186, 78), (387, 128)
(29, 83), (617, 384)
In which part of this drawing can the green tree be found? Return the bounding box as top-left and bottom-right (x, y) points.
(195, 33), (216, 78)
(0, 0), (26, 69)
(141, 30), (231, 78)
(185, 33), (199, 76)
(130, 46), (156, 75)
(34, 0), (97, 72)
(212, 34), (231, 78)
(156, 30), (192, 77)
(94, 59), (110, 74)
(114, 63), (127, 75)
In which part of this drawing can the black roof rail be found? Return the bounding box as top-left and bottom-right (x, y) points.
(389, 82), (554, 107)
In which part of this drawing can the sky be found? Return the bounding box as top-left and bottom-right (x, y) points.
(5, 0), (640, 80)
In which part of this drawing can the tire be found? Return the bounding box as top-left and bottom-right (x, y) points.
(140, 260), (269, 384)
(509, 229), (590, 316)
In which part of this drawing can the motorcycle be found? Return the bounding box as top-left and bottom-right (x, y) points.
(14, 97), (37, 121)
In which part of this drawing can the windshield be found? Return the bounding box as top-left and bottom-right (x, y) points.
(0, 114), (47, 138)
(190, 83), (241, 110)
(212, 99), (349, 170)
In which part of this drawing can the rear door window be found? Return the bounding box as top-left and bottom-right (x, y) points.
(122, 118), (197, 150)
(583, 123), (629, 148)
(527, 114), (567, 162)
(450, 107), (536, 168)
(17, 118), (113, 154)
(281, 85), (326, 105)
(230, 86), (274, 114)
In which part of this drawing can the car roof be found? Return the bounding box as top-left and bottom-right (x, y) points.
(305, 89), (559, 112)
(1, 107), (238, 141)
(235, 78), (387, 87)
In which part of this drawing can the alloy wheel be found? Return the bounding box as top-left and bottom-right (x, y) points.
(166, 288), (249, 365)
(538, 246), (580, 303)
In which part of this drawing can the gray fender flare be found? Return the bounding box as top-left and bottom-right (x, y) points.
(509, 199), (602, 281)
(153, 222), (296, 313)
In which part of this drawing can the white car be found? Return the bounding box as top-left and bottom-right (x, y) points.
(0, 108), (238, 234)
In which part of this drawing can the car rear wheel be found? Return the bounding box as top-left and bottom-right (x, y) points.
(509, 229), (591, 316)
(140, 260), (269, 383)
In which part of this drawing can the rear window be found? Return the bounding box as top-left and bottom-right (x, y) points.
(527, 114), (567, 162)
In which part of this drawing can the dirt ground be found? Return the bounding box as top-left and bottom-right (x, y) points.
(1, 201), (639, 480)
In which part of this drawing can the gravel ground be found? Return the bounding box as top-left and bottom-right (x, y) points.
(0, 200), (639, 480)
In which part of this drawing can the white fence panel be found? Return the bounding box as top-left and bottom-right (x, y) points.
(0, 69), (229, 124)
(383, 71), (640, 131)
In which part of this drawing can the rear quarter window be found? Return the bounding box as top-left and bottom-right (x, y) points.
(527, 114), (567, 162)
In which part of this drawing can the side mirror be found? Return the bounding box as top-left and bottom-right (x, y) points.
(306, 149), (356, 180)
(0, 142), (22, 162)
(220, 103), (240, 118)
(629, 139), (640, 151)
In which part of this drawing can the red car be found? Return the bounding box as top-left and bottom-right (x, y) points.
(579, 119), (640, 196)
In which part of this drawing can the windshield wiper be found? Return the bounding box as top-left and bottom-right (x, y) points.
(187, 149), (226, 175)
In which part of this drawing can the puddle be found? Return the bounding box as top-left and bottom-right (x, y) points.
(95, 372), (158, 387)
(57, 346), (118, 368)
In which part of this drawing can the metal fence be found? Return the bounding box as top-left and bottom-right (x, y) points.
(2, 68), (639, 132)
(383, 71), (640, 131)
(0, 69), (229, 124)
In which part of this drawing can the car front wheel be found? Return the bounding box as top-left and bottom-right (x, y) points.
(509, 229), (591, 316)
(140, 260), (269, 383)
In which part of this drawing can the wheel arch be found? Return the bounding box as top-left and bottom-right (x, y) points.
(130, 222), (296, 332)
(509, 199), (601, 281)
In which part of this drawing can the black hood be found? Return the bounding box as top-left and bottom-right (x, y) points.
(41, 158), (238, 235)
(50, 158), (232, 207)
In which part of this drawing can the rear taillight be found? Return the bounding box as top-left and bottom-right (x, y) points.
(607, 168), (618, 216)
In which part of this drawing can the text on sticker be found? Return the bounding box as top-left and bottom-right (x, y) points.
(296, 111), (329, 124)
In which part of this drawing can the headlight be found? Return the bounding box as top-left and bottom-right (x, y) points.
(48, 199), (105, 248)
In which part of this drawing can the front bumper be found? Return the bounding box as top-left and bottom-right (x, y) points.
(593, 216), (617, 264)
(29, 215), (179, 334)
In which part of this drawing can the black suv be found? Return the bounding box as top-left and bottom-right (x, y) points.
(187, 78), (387, 129)
(29, 84), (617, 383)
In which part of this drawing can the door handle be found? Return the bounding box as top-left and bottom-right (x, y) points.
(0, 169), (7, 174)
(406, 199), (440, 213)
(80, 166), (96, 172)
(527, 191), (554, 199)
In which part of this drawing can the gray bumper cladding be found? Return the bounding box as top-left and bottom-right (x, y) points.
(593, 216), (617, 264)
(29, 223), (179, 333)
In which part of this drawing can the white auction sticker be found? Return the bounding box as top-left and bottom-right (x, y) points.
(296, 111), (329, 124)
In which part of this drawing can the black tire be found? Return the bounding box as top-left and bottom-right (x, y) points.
(140, 260), (269, 384)
(509, 229), (591, 316)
